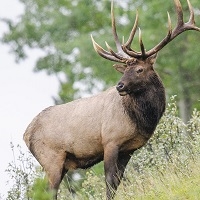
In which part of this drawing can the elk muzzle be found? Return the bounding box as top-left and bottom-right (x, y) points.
(116, 82), (128, 96)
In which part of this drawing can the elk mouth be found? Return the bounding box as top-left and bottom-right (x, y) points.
(118, 90), (128, 96)
(117, 84), (146, 96)
(116, 82), (146, 96)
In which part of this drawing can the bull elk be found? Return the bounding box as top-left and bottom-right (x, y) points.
(23, 0), (200, 199)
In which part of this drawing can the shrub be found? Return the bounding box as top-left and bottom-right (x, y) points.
(5, 143), (37, 200)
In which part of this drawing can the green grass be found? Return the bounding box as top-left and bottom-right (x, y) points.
(115, 159), (200, 200)
(74, 157), (200, 200)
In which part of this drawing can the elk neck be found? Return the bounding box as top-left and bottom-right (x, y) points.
(122, 75), (166, 137)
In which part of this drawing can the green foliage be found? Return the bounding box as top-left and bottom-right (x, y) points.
(5, 143), (37, 200)
(4, 143), (53, 200)
(29, 178), (54, 200)
(79, 170), (105, 200)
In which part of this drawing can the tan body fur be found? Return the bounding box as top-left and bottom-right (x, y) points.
(24, 87), (148, 171)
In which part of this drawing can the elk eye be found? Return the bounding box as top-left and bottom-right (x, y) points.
(136, 68), (143, 73)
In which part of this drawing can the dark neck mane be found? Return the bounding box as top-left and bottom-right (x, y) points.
(122, 80), (166, 136)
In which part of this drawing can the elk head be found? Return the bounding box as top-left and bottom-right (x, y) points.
(91, 0), (200, 96)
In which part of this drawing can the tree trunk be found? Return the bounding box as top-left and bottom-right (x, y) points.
(178, 95), (191, 124)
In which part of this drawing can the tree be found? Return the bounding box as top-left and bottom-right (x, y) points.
(1, 0), (200, 121)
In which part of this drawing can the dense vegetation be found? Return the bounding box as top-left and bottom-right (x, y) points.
(2, 97), (200, 199)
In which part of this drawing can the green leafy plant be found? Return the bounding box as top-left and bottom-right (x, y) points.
(5, 143), (37, 200)
(29, 178), (54, 200)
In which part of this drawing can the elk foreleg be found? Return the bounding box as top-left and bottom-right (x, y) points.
(104, 144), (131, 200)
(48, 169), (67, 200)
(117, 153), (131, 181)
(43, 151), (67, 200)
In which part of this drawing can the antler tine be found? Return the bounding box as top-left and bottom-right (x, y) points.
(187, 0), (194, 24)
(139, 28), (146, 58)
(123, 10), (139, 49)
(145, 0), (200, 58)
(111, 0), (121, 53)
(171, 0), (200, 35)
(143, 12), (172, 57)
(111, 0), (130, 59)
(186, 0), (200, 31)
(90, 0), (131, 64)
(91, 35), (125, 63)
(167, 11), (173, 35)
(174, 0), (184, 27)
(105, 42), (126, 61)
(122, 10), (144, 58)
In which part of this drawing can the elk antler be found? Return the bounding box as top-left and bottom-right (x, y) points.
(145, 0), (200, 58)
(91, 0), (200, 62)
(91, 0), (130, 63)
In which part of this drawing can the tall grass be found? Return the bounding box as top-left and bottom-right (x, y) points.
(114, 159), (200, 200)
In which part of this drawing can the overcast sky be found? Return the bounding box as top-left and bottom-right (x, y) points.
(0, 0), (59, 197)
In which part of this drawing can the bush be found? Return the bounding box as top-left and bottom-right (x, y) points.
(5, 143), (37, 200)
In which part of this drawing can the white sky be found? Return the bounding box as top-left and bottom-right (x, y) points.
(0, 0), (59, 197)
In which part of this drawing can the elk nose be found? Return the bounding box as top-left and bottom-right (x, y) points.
(116, 82), (125, 92)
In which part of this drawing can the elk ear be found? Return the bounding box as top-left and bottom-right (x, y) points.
(147, 53), (158, 65)
(113, 64), (127, 74)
